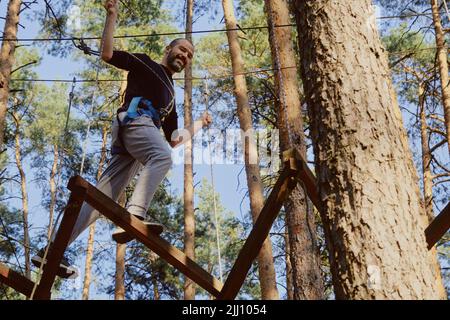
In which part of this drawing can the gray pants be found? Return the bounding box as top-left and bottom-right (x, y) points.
(67, 113), (173, 245)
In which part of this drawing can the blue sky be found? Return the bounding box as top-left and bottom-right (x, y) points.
(0, 1), (252, 224)
(0, 0), (256, 299)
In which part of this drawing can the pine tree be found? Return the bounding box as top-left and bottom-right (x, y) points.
(294, 0), (444, 299)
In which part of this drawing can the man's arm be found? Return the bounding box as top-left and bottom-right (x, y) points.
(101, 0), (119, 62)
(170, 111), (212, 148)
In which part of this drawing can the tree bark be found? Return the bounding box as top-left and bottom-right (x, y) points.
(418, 82), (447, 300)
(47, 144), (59, 241)
(183, 0), (196, 301)
(82, 123), (109, 300)
(222, 0), (279, 299)
(294, 0), (444, 299)
(115, 243), (126, 300)
(430, 0), (450, 155)
(419, 84), (434, 221)
(265, 0), (324, 300)
(0, 0), (22, 150)
(149, 251), (160, 300)
(115, 192), (127, 300)
(284, 226), (294, 300)
(12, 112), (30, 279)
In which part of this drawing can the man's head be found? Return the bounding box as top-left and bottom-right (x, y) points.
(162, 38), (195, 74)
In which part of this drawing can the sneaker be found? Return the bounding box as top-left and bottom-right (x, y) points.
(112, 218), (164, 244)
(31, 248), (79, 279)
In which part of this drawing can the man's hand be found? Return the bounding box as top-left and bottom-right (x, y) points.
(104, 0), (118, 16)
(170, 112), (213, 148)
(200, 111), (212, 127)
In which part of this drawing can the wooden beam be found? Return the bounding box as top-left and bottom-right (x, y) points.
(67, 176), (223, 297)
(0, 263), (35, 298)
(33, 188), (86, 300)
(283, 148), (321, 210)
(425, 202), (450, 250)
(217, 166), (297, 300)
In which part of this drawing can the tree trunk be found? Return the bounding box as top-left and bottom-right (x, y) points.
(294, 0), (444, 299)
(115, 192), (127, 300)
(265, 0), (324, 300)
(0, 0), (22, 149)
(82, 123), (109, 300)
(47, 144), (59, 241)
(284, 225), (294, 300)
(418, 82), (447, 300)
(183, 0), (196, 301)
(115, 243), (126, 300)
(419, 84), (434, 221)
(222, 0), (279, 299)
(152, 275), (160, 300)
(149, 251), (160, 300)
(430, 0), (450, 155)
(12, 112), (30, 279)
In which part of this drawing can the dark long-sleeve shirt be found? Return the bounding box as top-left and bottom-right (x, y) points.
(107, 50), (178, 142)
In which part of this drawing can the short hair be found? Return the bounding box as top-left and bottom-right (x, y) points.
(169, 38), (194, 48)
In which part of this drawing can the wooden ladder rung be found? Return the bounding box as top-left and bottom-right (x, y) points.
(33, 189), (86, 300)
(425, 202), (450, 250)
(283, 148), (320, 210)
(217, 165), (297, 300)
(68, 176), (223, 297)
(0, 263), (35, 298)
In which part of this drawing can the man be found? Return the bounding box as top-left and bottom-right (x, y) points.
(32, 0), (212, 279)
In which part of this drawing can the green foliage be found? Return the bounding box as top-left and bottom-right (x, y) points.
(97, 179), (185, 300)
(0, 204), (24, 300)
(194, 178), (260, 299)
(382, 24), (435, 103)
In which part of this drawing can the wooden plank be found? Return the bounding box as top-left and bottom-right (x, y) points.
(425, 202), (450, 250)
(67, 176), (223, 297)
(0, 263), (35, 298)
(284, 148), (321, 210)
(33, 188), (86, 300)
(217, 166), (297, 300)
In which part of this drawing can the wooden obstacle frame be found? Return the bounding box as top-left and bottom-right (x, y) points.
(0, 149), (449, 300)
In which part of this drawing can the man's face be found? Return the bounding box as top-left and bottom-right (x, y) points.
(166, 40), (194, 73)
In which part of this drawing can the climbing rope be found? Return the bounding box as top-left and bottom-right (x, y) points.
(29, 210), (65, 299)
(203, 79), (223, 283)
(30, 77), (77, 300)
(79, 64), (101, 175)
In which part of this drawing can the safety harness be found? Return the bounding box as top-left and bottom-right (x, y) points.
(112, 94), (176, 155)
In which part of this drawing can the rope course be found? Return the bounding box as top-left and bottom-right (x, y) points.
(1, 1), (449, 302)
(79, 64), (101, 175)
(203, 79), (223, 284)
(10, 43), (447, 84)
(29, 75), (78, 300)
(0, 11), (446, 43)
(10, 66), (299, 83)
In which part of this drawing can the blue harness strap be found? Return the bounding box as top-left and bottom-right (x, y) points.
(125, 96), (142, 119)
(112, 97), (162, 155)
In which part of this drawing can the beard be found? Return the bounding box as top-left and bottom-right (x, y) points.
(167, 53), (185, 73)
